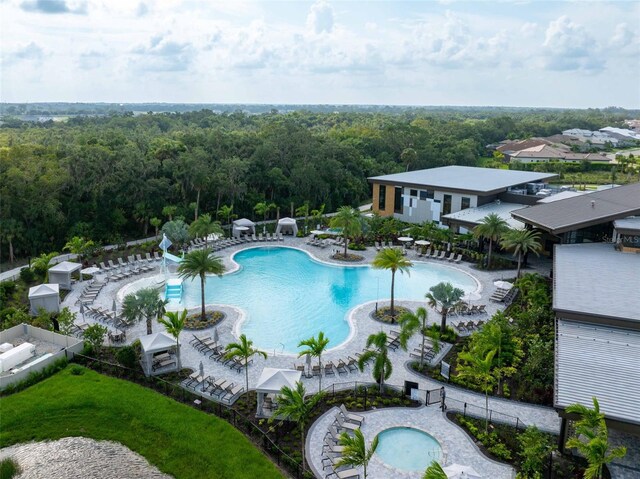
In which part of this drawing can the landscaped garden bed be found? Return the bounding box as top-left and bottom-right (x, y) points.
(184, 311), (225, 329)
(369, 305), (411, 323)
(330, 252), (364, 262)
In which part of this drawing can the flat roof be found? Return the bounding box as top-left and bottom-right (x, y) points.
(368, 166), (557, 195)
(554, 243), (640, 323)
(614, 216), (640, 233)
(512, 182), (640, 234)
(442, 201), (524, 229)
(556, 320), (640, 425)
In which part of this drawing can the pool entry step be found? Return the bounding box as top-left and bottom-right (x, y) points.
(165, 278), (183, 302)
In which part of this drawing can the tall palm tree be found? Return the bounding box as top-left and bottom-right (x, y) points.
(372, 248), (413, 319)
(32, 252), (59, 282)
(500, 228), (543, 278)
(0, 219), (23, 264)
(63, 236), (95, 264)
(423, 461), (447, 479)
(336, 429), (379, 479)
(270, 381), (324, 470)
(177, 248), (225, 322)
(122, 287), (167, 335)
(224, 334), (267, 405)
(566, 398), (627, 479)
(254, 201), (276, 223)
(188, 214), (223, 246)
(456, 349), (496, 432)
(330, 206), (362, 257)
(158, 309), (187, 370)
(473, 213), (509, 269)
(425, 282), (465, 334)
(398, 307), (441, 369)
(357, 332), (392, 393)
(298, 332), (330, 392)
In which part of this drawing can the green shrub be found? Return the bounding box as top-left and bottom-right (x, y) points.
(116, 346), (138, 369)
(69, 365), (85, 375)
(0, 358), (68, 396)
(502, 384), (511, 397)
(488, 441), (512, 461)
(19, 267), (35, 284)
(518, 426), (552, 477)
(0, 281), (17, 303)
(0, 458), (20, 479)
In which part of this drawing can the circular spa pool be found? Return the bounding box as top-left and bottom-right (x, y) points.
(375, 427), (443, 471)
(177, 247), (478, 353)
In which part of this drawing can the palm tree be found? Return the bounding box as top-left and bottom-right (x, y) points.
(162, 205), (177, 221)
(63, 236), (95, 263)
(189, 214), (223, 246)
(177, 248), (225, 322)
(224, 334), (267, 405)
(122, 287), (167, 335)
(270, 381), (324, 470)
(298, 332), (330, 392)
(473, 213), (509, 269)
(330, 206), (362, 257)
(0, 219), (23, 264)
(500, 228), (543, 278)
(566, 398), (627, 479)
(254, 201), (276, 223)
(357, 332), (392, 393)
(217, 204), (236, 232)
(425, 282), (465, 334)
(372, 248), (413, 319)
(32, 252), (59, 282)
(423, 461), (447, 479)
(456, 349), (496, 433)
(158, 309), (187, 370)
(399, 307), (441, 369)
(150, 217), (162, 238)
(336, 429), (379, 479)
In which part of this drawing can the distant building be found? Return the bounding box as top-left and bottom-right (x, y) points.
(368, 166), (557, 226)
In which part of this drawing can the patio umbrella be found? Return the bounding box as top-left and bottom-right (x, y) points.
(79, 302), (85, 321)
(306, 353), (312, 376)
(462, 291), (481, 303)
(442, 464), (481, 479)
(199, 361), (204, 378)
(213, 327), (219, 345)
(112, 299), (117, 315)
(493, 280), (513, 290)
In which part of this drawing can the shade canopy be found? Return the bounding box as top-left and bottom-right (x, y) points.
(415, 240), (431, 246)
(28, 283), (60, 315)
(275, 217), (298, 236)
(139, 332), (177, 354)
(233, 218), (256, 237)
(255, 367), (301, 393)
(462, 291), (481, 302)
(493, 280), (513, 290)
(48, 261), (82, 290)
(442, 464), (481, 479)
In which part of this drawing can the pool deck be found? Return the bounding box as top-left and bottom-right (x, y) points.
(61, 237), (571, 478)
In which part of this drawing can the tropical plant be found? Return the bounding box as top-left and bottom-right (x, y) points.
(83, 324), (108, 354)
(295, 203), (310, 233)
(0, 219), (23, 264)
(56, 307), (77, 337)
(189, 214), (223, 246)
(298, 332), (330, 392)
(161, 219), (190, 247)
(122, 287), (167, 335)
(310, 203), (325, 228)
(330, 206), (362, 257)
(150, 217), (162, 238)
(162, 205), (177, 221)
(425, 281), (465, 334)
(372, 248), (413, 319)
(217, 204), (237, 228)
(423, 460), (447, 479)
(254, 201), (277, 223)
(565, 397), (627, 479)
(518, 426), (552, 478)
(399, 307), (440, 369)
(336, 429), (379, 479)
(63, 236), (95, 263)
(159, 309), (187, 370)
(224, 334), (267, 405)
(456, 348), (496, 432)
(473, 213), (509, 269)
(270, 381), (323, 470)
(177, 248), (225, 322)
(357, 332), (392, 393)
(500, 229), (543, 278)
(32, 252), (59, 282)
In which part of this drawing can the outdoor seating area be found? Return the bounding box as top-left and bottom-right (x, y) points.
(320, 405), (366, 479)
(189, 233), (285, 251)
(97, 255), (157, 282)
(490, 287), (519, 304)
(193, 375), (245, 403)
(453, 319), (486, 335)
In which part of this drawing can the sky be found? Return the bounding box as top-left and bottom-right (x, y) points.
(1, 0), (639, 108)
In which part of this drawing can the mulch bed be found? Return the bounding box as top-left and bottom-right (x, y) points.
(369, 306), (412, 323)
(184, 311), (226, 330)
(330, 252), (364, 262)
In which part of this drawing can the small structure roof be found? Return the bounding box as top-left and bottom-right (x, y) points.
(139, 332), (177, 354)
(614, 216), (640, 233)
(554, 243), (640, 324)
(368, 166), (556, 195)
(233, 218), (255, 227)
(48, 261), (82, 273)
(278, 217), (296, 225)
(255, 367), (301, 393)
(28, 283), (59, 298)
(512, 182), (640, 234)
(555, 320), (640, 426)
(510, 145), (565, 159)
(442, 201), (524, 229)
(535, 190), (587, 203)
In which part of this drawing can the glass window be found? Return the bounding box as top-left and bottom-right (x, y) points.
(410, 189), (418, 197)
(461, 197), (471, 210)
(443, 194), (452, 215)
(419, 190), (428, 200)
(394, 187), (403, 214)
(378, 184), (386, 210)
(426, 190), (434, 199)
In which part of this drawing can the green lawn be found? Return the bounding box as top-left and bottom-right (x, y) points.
(0, 366), (284, 479)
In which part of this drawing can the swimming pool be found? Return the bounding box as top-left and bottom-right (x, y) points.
(178, 247), (478, 353)
(375, 427), (442, 471)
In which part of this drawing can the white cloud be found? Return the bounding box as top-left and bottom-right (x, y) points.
(610, 23), (640, 58)
(2, 42), (44, 67)
(307, 0), (334, 35)
(130, 33), (195, 72)
(20, 0), (87, 15)
(542, 15), (604, 72)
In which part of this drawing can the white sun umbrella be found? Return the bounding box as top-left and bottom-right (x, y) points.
(493, 280), (513, 290)
(213, 327), (219, 346)
(442, 464), (481, 479)
(462, 291), (481, 303)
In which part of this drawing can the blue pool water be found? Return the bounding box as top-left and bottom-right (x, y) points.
(178, 247), (477, 353)
(375, 427), (442, 471)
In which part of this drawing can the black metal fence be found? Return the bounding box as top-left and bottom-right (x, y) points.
(444, 396), (527, 431)
(72, 354), (310, 479)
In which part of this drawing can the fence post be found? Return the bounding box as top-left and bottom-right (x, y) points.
(463, 402), (467, 417)
(489, 409), (493, 424)
(516, 417), (519, 431)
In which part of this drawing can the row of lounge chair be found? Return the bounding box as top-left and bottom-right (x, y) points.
(76, 279), (108, 305)
(295, 357), (360, 378)
(97, 255), (157, 282)
(453, 320), (486, 334)
(307, 238), (330, 248)
(490, 287), (519, 305)
(190, 233), (285, 251)
(322, 406), (366, 478)
(417, 248), (463, 263)
(183, 373), (244, 403)
(190, 334), (252, 372)
(452, 303), (487, 316)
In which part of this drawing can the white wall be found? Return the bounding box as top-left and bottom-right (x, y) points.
(394, 187), (477, 225)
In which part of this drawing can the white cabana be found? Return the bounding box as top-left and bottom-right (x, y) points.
(48, 261), (82, 290)
(232, 218), (256, 237)
(255, 367), (301, 417)
(139, 332), (179, 376)
(275, 217), (298, 236)
(28, 283), (60, 315)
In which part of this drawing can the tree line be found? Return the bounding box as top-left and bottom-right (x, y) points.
(0, 108), (630, 262)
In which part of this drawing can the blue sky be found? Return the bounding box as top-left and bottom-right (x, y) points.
(1, 0), (639, 108)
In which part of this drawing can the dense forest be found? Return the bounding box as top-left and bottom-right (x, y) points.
(0, 107), (634, 262)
